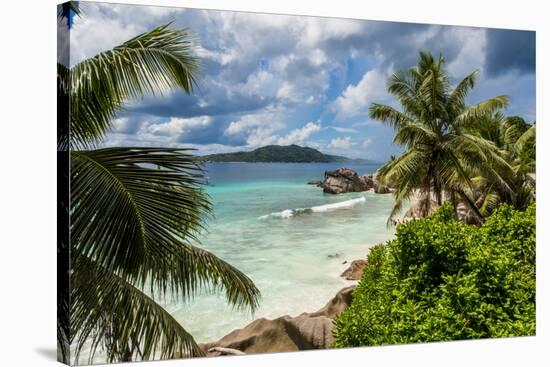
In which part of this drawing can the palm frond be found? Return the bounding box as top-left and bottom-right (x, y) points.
(514, 124), (535, 153)
(446, 133), (514, 196)
(69, 22), (200, 148)
(454, 95), (509, 126)
(378, 150), (427, 224)
(71, 147), (260, 311)
(58, 63), (70, 151)
(58, 1), (82, 29)
(393, 120), (438, 146)
(71, 256), (204, 364)
(386, 70), (426, 117)
(377, 149), (427, 187)
(367, 51), (529, 224)
(369, 103), (413, 130)
(477, 189), (501, 217)
(501, 116), (528, 146)
(448, 71), (478, 110)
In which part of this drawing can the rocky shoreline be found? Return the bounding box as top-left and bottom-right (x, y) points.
(198, 168), (399, 357)
(310, 167), (478, 225)
(310, 167), (394, 195)
(200, 260), (367, 357)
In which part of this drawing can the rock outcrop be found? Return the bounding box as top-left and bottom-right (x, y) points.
(322, 168), (372, 194)
(201, 285), (356, 356)
(340, 259), (368, 280)
(318, 168), (394, 195)
(308, 285), (355, 319)
(372, 172), (392, 194)
(359, 175), (374, 190)
(307, 180), (323, 187)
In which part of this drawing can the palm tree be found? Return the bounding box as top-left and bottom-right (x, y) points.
(369, 51), (513, 223)
(468, 114), (535, 215)
(58, 12), (260, 364)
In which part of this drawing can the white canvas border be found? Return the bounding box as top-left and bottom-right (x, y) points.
(0, 0), (546, 366)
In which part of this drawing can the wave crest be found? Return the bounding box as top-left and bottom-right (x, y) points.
(259, 196), (366, 219)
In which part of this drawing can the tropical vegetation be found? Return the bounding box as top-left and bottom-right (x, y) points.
(333, 51), (536, 349)
(369, 52), (535, 224)
(334, 203), (536, 347)
(58, 4), (259, 364)
(199, 144), (371, 163)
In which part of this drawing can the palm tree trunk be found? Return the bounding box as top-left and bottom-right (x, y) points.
(435, 184), (442, 206)
(450, 190), (458, 219)
(455, 186), (484, 223)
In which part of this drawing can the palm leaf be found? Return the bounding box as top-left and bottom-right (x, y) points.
(446, 133), (514, 197)
(369, 103), (413, 130)
(393, 120), (438, 146)
(71, 256), (204, 363)
(454, 95), (509, 126)
(71, 147), (260, 310)
(368, 52), (519, 223)
(57, 63), (70, 151)
(378, 150), (428, 224)
(514, 124), (535, 153)
(448, 71), (478, 111)
(69, 22), (199, 148)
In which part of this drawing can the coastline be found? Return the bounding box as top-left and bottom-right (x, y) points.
(200, 253), (370, 356)
(196, 167), (411, 355)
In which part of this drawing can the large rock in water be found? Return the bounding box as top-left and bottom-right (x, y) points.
(372, 172), (392, 194)
(322, 168), (371, 194)
(359, 174), (374, 190)
(200, 285), (356, 356)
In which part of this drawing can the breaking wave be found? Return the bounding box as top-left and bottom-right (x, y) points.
(259, 196), (366, 219)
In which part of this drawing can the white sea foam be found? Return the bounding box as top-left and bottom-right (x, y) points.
(260, 196), (366, 219)
(310, 197), (366, 212)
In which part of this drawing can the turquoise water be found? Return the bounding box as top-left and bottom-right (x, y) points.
(161, 163), (400, 343)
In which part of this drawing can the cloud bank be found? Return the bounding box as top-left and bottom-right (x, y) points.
(70, 2), (536, 161)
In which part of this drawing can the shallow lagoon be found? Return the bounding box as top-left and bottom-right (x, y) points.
(162, 163), (399, 342)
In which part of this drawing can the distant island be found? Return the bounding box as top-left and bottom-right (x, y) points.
(198, 144), (377, 163)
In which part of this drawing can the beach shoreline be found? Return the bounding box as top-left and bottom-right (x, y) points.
(199, 252), (370, 356)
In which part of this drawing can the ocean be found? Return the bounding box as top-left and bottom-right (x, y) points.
(161, 162), (400, 343)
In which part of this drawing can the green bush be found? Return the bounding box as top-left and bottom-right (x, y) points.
(333, 203), (536, 347)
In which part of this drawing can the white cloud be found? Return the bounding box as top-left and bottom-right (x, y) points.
(70, 2), (185, 65)
(276, 81), (296, 100)
(74, 3), (533, 164)
(329, 126), (357, 133)
(446, 28), (487, 77)
(224, 112), (283, 136)
(277, 122), (321, 145)
(328, 136), (354, 149)
(330, 68), (390, 121)
(224, 109), (286, 147)
(239, 70), (280, 98)
(300, 17), (364, 48)
(145, 116), (212, 136)
(195, 46), (238, 66)
(224, 112), (321, 148)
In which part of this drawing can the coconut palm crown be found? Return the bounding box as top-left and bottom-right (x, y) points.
(369, 51), (514, 223)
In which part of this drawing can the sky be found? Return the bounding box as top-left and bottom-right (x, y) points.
(68, 1), (536, 161)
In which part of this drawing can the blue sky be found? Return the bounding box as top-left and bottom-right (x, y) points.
(70, 2), (536, 161)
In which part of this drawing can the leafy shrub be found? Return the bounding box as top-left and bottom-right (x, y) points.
(333, 203), (536, 347)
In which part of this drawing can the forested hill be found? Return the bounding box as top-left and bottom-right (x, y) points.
(198, 144), (372, 163)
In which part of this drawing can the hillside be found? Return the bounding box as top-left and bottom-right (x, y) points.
(198, 145), (371, 163)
